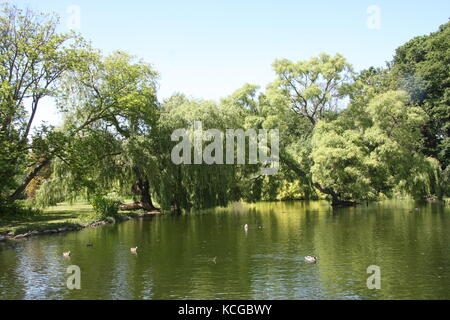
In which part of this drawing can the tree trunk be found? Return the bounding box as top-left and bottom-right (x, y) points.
(119, 170), (159, 212)
(9, 159), (49, 201)
(138, 178), (156, 211)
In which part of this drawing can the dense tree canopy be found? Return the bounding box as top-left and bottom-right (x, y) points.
(1, 5), (448, 216)
(311, 91), (439, 201)
(36, 50), (160, 210)
(392, 21), (450, 188)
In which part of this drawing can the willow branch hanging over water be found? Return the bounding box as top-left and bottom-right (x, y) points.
(1, 4), (449, 215)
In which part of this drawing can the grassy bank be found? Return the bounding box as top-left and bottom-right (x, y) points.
(0, 202), (156, 238)
(0, 202), (93, 236)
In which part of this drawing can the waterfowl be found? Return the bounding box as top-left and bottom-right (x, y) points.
(130, 247), (138, 253)
(305, 256), (317, 263)
(244, 224), (248, 232)
(63, 251), (71, 257)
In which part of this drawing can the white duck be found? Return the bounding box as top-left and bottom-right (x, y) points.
(305, 256), (318, 263)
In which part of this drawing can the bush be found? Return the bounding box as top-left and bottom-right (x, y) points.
(90, 196), (121, 219)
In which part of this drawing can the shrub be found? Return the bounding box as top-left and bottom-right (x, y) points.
(90, 196), (121, 219)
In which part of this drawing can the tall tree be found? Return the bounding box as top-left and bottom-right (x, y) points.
(155, 95), (245, 212)
(0, 4), (86, 202)
(265, 53), (354, 204)
(36, 51), (160, 210)
(392, 21), (450, 172)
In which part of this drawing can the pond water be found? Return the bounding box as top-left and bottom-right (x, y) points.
(1, 200), (450, 300)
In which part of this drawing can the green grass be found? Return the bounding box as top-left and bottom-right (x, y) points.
(0, 200), (150, 236)
(0, 202), (96, 235)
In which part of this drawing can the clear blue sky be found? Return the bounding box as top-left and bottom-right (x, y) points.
(9, 0), (450, 126)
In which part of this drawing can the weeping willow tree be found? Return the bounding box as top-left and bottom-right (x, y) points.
(36, 129), (126, 206)
(153, 94), (258, 213)
(36, 51), (161, 210)
(35, 59), (269, 213)
(33, 50), (447, 213)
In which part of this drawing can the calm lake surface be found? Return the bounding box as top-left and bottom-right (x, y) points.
(1, 200), (450, 300)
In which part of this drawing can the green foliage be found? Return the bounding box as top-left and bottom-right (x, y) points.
(311, 90), (436, 201)
(155, 96), (245, 211)
(0, 3), (89, 202)
(89, 196), (121, 220)
(0, 199), (42, 217)
(392, 21), (450, 171)
(400, 157), (443, 200)
(2, 3), (449, 213)
(36, 51), (160, 208)
(268, 53), (353, 126)
(34, 159), (80, 208)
